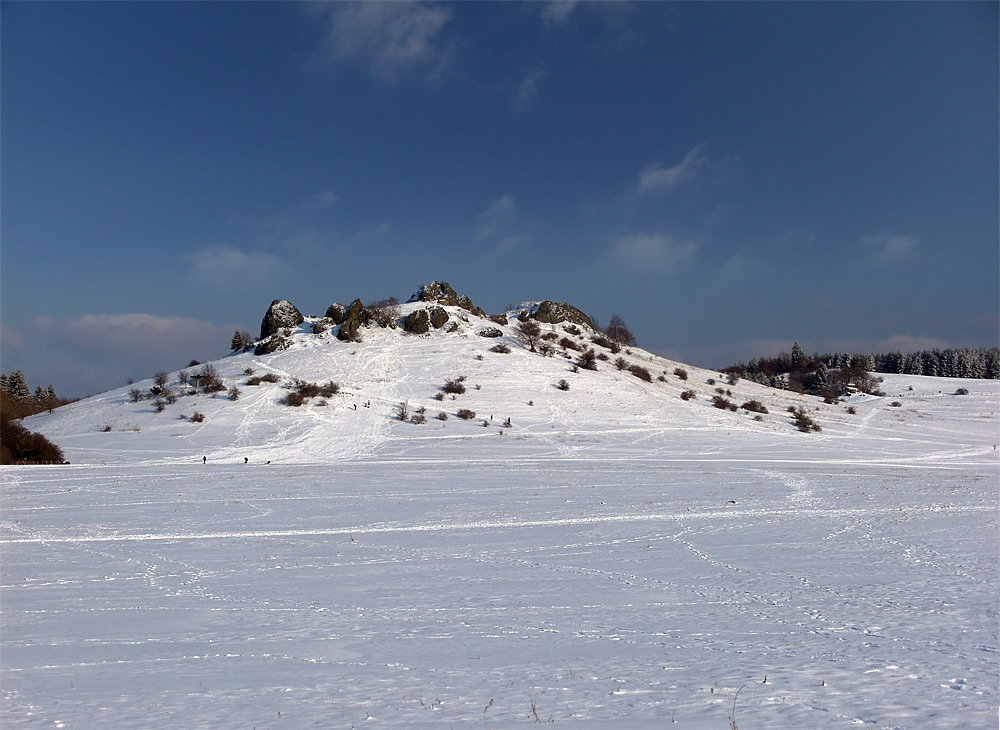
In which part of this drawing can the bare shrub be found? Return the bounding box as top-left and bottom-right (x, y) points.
(393, 401), (409, 421)
(129, 388), (143, 403)
(282, 391), (307, 406)
(559, 337), (581, 352)
(443, 378), (466, 395)
(614, 357), (628, 371)
(490, 343), (511, 354)
(411, 412), (427, 424)
(436, 411), (448, 421)
(955, 387), (969, 395)
(789, 406), (821, 432)
(366, 297), (401, 328)
(433, 392), (445, 401)
(153, 399), (167, 413)
(680, 389), (696, 401)
(190, 411), (205, 422)
(260, 373), (280, 383)
(456, 408), (476, 420)
(516, 321), (542, 352)
(557, 379), (570, 391)
(628, 364), (652, 382)
(741, 399), (768, 414)
(228, 386), (241, 401)
(674, 367), (689, 381)
(846, 405), (857, 414)
(319, 381), (340, 397)
(712, 395), (738, 411)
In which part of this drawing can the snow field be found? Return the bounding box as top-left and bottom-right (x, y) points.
(3, 309), (998, 727)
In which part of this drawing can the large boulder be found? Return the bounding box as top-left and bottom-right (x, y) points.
(403, 305), (451, 334)
(260, 299), (304, 340)
(325, 302), (347, 325)
(254, 334), (291, 356)
(337, 299), (366, 342)
(404, 309), (431, 334)
(520, 300), (595, 330)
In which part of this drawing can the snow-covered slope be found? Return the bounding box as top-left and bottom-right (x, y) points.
(23, 300), (996, 467)
(4, 302), (998, 729)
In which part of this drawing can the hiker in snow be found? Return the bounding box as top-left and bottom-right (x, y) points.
(244, 457), (248, 464)
(203, 455), (206, 464)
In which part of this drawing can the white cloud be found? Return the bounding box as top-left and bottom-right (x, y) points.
(862, 233), (918, 264)
(637, 144), (709, 194)
(186, 245), (285, 285)
(540, 1), (580, 25)
(477, 195), (517, 239)
(513, 68), (547, 110)
(315, 1), (454, 81)
(302, 190), (342, 212)
(609, 231), (698, 272)
(4, 314), (239, 397)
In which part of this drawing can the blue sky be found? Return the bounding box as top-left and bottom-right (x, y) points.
(2, 1), (997, 397)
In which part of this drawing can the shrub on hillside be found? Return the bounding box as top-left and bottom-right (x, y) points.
(491, 343), (511, 354)
(559, 337), (581, 352)
(674, 367), (689, 381)
(680, 389), (696, 401)
(789, 406), (821, 432)
(443, 378), (466, 395)
(190, 411), (205, 423)
(955, 387), (969, 395)
(629, 364), (652, 382)
(741, 399), (768, 414)
(712, 395), (738, 412)
(576, 349), (598, 371)
(557, 379), (570, 391)
(456, 408), (476, 420)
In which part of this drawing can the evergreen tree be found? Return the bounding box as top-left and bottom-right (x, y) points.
(791, 342), (807, 372)
(6, 371), (30, 400)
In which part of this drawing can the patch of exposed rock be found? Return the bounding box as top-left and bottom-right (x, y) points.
(260, 299), (304, 340)
(518, 300), (594, 330)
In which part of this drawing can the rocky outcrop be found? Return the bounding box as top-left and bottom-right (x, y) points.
(254, 334), (292, 356)
(477, 327), (503, 338)
(519, 300), (594, 330)
(409, 281), (485, 316)
(260, 299), (304, 340)
(312, 317), (335, 335)
(404, 309), (431, 334)
(325, 303), (346, 325)
(403, 305), (451, 334)
(337, 299), (366, 342)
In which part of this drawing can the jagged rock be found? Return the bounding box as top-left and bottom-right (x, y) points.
(409, 281), (461, 306)
(428, 306), (449, 329)
(312, 318), (335, 335)
(260, 299), (304, 340)
(521, 300), (594, 330)
(409, 281), (485, 316)
(404, 309), (431, 335)
(477, 327), (503, 338)
(254, 334), (291, 356)
(337, 299), (366, 342)
(325, 303), (346, 325)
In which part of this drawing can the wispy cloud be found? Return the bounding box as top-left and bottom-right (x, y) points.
(637, 144), (709, 194)
(186, 245), (285, 285)
(513, 69), (547, 111)
(609, 231), (698, 272)
(540, 1), (581, 25)
(477, 195), (517, 239)
(313, 1), (454, 82)
(301, 190), (342, 212)
(862, 233), (918, 264)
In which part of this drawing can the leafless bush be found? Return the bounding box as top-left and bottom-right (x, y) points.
(393, 401), (409, 421)
(680, 389), (696, 401)
(456, 408), (476, 420)
(190, 411), (205, 422)
(789, 406), (821, 432)
(741, 399), (768, 414)
(490, 343), (511, 354)
(443, 378), (466, 394)
(629, 364), (652, 382)
(576, 349), (598, 371)
(559, 337), (581, 352)
(674, 367), (689, 380)
(436, 411), (448, 421)
(228, 386), (241, 401)
(712, 395), (738, 411)
(557, 379), (570, 391)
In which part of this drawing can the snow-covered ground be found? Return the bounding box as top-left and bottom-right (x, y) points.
(3, 310), (998, 728)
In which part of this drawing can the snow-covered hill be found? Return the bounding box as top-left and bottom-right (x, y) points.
(4, 295), (998, 729)
(22, 298), (997, 467)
